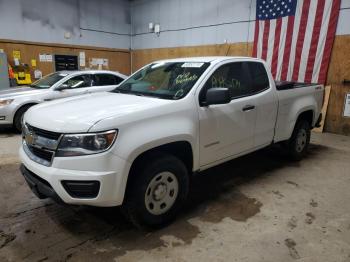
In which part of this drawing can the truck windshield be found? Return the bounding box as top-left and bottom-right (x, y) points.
(113, 62), (210, 99)
(30, 72), (68, 89)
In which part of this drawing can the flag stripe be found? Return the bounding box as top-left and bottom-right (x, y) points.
(261, 20), (270, 61)
(276, 17), (288, 81)
(257, 21), (264, 59)
(287, 0), (304, 81)
(312, 2), (332, 83)
(292, 0), (311, 81)
(281, 15), (294, 80)
(304, 0), (325, 83)
(271, 18), (282, 78)
(252, 20), (260, 57)
(298, 0), (320, 82)
(266, 19), (276, 70)
(318, 0), (341, 84)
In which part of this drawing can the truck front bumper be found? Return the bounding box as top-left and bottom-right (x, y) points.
(19, 146), (131, 207)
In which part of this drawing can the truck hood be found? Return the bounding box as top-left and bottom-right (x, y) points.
(25, 92), (172, 133)
(0, 86), (47, 99)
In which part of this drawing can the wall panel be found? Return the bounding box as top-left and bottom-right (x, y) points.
(323, 34), (350, 135)
(324, 84), (350, 135)
(0, 0), (131, 49)
(132, 42), (252, 71)
(0, 40), (130, 77)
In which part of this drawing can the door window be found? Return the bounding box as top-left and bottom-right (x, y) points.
(63, 75), (92, 89)
(94, 74), (123, 86)
(200, 62), (252, 103)
(247, 62), (270, 93)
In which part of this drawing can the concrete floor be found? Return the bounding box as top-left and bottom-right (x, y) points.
(0, 129), (350, 262)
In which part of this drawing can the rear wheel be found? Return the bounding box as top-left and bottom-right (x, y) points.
(13, 105), (32, 132)
(122, 154), (189, 228)
(285, 120), (311, 160)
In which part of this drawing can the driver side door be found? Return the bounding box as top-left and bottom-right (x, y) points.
(198, 62), (257, 167)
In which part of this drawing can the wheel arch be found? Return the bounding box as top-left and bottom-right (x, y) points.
(13, 103), (38, 126)
(296, 109), (314, 128)
(122, 140), (193, 204)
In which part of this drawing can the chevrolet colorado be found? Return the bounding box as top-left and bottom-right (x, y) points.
(19, 57), (324, 227)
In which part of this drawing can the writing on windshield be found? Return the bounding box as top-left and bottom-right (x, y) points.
(113, 62), (210, 100)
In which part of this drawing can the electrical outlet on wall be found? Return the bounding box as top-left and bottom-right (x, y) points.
(154, 24), (160, 36)
(149, 22), (154, 32)
(64, 32), (71, 39)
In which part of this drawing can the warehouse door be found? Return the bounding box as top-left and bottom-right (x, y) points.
(55, 55), (78, 71)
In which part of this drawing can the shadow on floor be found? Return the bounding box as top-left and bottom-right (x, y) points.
(13, 143), (326, 260)
(0, 126), (18, 137)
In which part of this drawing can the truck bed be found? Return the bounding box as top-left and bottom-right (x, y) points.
(275, 81), (320, 91)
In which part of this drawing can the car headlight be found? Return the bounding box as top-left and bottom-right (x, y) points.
(0, 99), (14, 107)
(56, 130), (118, 157)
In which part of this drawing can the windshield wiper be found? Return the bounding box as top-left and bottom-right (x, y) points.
(113, 89), (165, 99)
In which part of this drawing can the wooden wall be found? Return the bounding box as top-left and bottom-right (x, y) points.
(0, 39), (131, 77)
(323, 35), (350, 135)
(131, 42), (252, 72)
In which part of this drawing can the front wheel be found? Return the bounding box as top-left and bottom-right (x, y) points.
(284, 120), (311, 161)
(122, 154), (189, 228)
(13, 105), (32, 132)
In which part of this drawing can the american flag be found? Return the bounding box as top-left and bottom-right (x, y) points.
(252, 0), (341, 84)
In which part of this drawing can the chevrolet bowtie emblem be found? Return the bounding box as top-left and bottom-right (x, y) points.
(25, 132), (35, 146)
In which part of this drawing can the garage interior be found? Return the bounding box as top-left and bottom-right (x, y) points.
(1, 0), (350, 261)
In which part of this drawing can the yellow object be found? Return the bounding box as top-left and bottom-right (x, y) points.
(13, 64), (32, 85)
(13, 50), (21, 59)
(31, 59), (37, 67)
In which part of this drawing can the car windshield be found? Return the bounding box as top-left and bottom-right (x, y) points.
(113, 62), (210, 99)
(30, 72), (68, 89)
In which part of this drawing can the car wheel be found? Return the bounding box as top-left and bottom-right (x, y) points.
(14, 105), (32, 132)
(122, 154), (189, 228)
(285, 120), (311, 161)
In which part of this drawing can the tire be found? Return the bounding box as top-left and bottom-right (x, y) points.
(285, 120), (311, 161)
(122, 154), (189, 229)
(13, 105), (32, 132)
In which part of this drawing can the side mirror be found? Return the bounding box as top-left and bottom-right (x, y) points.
(205, 88), (231, 106)
(56, 84), (70, 91)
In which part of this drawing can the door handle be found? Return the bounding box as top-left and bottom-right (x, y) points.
(242, 105), (255, 111)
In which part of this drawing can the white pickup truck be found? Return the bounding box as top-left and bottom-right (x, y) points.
(20, 57), (324, 228)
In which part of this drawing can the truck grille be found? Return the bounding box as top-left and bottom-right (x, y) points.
(23, 124), (62, 166)
(27, 124), (61, 140)
(28, 146), (54, 162)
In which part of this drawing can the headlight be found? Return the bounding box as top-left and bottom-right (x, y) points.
(56, 130), (117, 157)
(0, 99), (14, 107)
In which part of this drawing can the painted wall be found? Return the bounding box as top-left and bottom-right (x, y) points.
(131, 0), (350, 50)
(0, 0), (348, 50)
(337, 0), (350, 35)
(0, 0), (131, 49)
